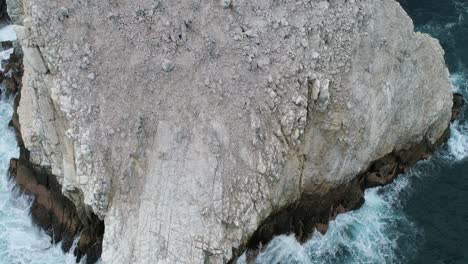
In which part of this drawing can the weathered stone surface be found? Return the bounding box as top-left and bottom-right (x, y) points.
(10, 0), (453, 263)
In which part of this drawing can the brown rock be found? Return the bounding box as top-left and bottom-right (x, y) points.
(79, 233), (92, 251)
(9, 159), (17, 175)
(315, 223), (328, 235)
(336, 204), (347, 215)
(4, 77), (17, 94)
(9, 112), (23, 147)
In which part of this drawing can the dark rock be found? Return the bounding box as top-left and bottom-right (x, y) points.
(0, 0), (8, 22)
(452, 92), (464, 122)
(4, 77), (17, 93)
(315, 223), (328, 235)
(1, 41), (13, 50)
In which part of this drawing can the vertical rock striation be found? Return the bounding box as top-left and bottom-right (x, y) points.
(7, 0), (452, 263)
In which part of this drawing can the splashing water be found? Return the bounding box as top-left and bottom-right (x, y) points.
(0, 25), (17, 43)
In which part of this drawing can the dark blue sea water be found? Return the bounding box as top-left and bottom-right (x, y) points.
(240, 1), (468, 263)
(400, 1), (468, 263)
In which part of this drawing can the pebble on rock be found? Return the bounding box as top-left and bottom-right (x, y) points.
(312, 52), (320, 59)
(220, 0), (231, 8)
(162, 59), (175, 72)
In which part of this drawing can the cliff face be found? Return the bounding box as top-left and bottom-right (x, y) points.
(8, 0), (452, 263)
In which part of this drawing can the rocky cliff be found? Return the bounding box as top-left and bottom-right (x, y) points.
(8, 0), (452, 263)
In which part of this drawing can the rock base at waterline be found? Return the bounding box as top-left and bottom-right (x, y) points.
(9, 157), (104, 263)
(239, 92), (464, 263)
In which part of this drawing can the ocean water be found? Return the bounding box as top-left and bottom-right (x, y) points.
(240, 1), (468, 264)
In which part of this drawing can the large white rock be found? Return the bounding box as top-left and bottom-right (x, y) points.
(13, 25), (48, 74)
(13, 0), (452, 263)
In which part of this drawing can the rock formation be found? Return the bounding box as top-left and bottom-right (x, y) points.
(2, 41), (104, 264)
(7, 0), (453, 263)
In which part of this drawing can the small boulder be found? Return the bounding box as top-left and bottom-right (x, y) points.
(4, 77), (17, 93)
(161, 59), (175, 72)
(309, 79), (320, 101)
(220, 0), (231, 8)
(57, 7), (70, 22)
(451, 92), (464, 122)
(87, 72), (96, 80)
(317, 79), (330, 111)
(316, 223), (328, 235)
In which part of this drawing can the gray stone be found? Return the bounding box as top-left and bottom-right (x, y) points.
(87, 72), (96, 80)
(311, 79), (321, 101)
(220, 0), (231, 8)
(161, 59), (175, 72)
(317, 79), (330, 112)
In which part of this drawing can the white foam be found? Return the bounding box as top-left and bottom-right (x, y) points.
(0, 25), (16, 42)
(447, 121), (468, 161)
(450, 72), (468, 93)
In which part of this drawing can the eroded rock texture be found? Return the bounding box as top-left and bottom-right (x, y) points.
(8, 0), (452, 263)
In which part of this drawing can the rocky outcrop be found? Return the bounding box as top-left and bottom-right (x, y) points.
(7, 0), (453, 263)
(5, 0), (21, 25)
(3, 45), (104, 263)
(452, 93), (464, 122)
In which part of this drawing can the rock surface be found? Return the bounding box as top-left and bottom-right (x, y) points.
(8, 0), (452, 263)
